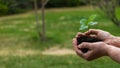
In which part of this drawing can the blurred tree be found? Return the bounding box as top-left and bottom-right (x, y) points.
(34, 0), (48, 41)
(0, 3), (8, 16)
(0, 0), (33, 15)
(34, 0), (42, 40)
(41, 0), (49, 41)
(81, 0), (120, 26)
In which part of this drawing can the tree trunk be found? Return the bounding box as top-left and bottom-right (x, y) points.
(41, 0), (46, 41)
(34, 0), (42, 39)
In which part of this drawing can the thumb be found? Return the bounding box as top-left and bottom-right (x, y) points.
(78, 42), (92, 49)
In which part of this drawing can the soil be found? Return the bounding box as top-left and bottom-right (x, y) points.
(77, 36), (101, 53)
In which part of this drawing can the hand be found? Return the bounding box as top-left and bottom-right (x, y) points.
(73, 39), (108, 61)
(84, 29), (120, 47)
(84, 29), (114, 41)
(76, 29), (115, 44)
(76, 29), (120, 47)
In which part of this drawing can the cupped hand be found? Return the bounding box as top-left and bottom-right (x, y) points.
(84, 29), (114, 41)
(73, 39), (109, 61)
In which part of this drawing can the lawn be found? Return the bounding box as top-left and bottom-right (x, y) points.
(0, 6), (120, 68)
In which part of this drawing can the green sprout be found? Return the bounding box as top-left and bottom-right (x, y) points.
(79, 14), (98, 30)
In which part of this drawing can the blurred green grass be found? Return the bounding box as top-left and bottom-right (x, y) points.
(0, 55), (119, 68)
(0, 6), (120, 68)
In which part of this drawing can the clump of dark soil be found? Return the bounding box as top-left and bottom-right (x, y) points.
(77, 36), (101, 53)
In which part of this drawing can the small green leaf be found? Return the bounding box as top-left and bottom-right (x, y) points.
(88, 15), (97, 23)
(79, 24), (88, 30)
(79, 14), (98, 31)
(80, 18), (87, 24)
(89, 22), (98, 25)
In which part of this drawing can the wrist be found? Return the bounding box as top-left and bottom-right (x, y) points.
(107, 36), (120, 47)
(102, 44), (112, 56)
(109, 35), (116, 39)
(104, 45), (116, 56)
(104, 36), (117, 45)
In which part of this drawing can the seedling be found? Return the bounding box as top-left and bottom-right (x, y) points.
(77, 14), (101, 53)
(79, 14), (98, 31)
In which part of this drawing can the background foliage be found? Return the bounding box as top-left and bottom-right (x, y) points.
(46, 0), (84, 8)
(0, 0), (85, 16)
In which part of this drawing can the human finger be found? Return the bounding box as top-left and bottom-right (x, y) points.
(78, 42), (92, 49)
(89, 34), (97, 38)
(76, 48), (84, 58)
(82, 50), (93, 61)
(72, 38), (78, 50)
(72, 38), (84, 57)
(76, 32), (85, 38)
(85, 29), (100, 36)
